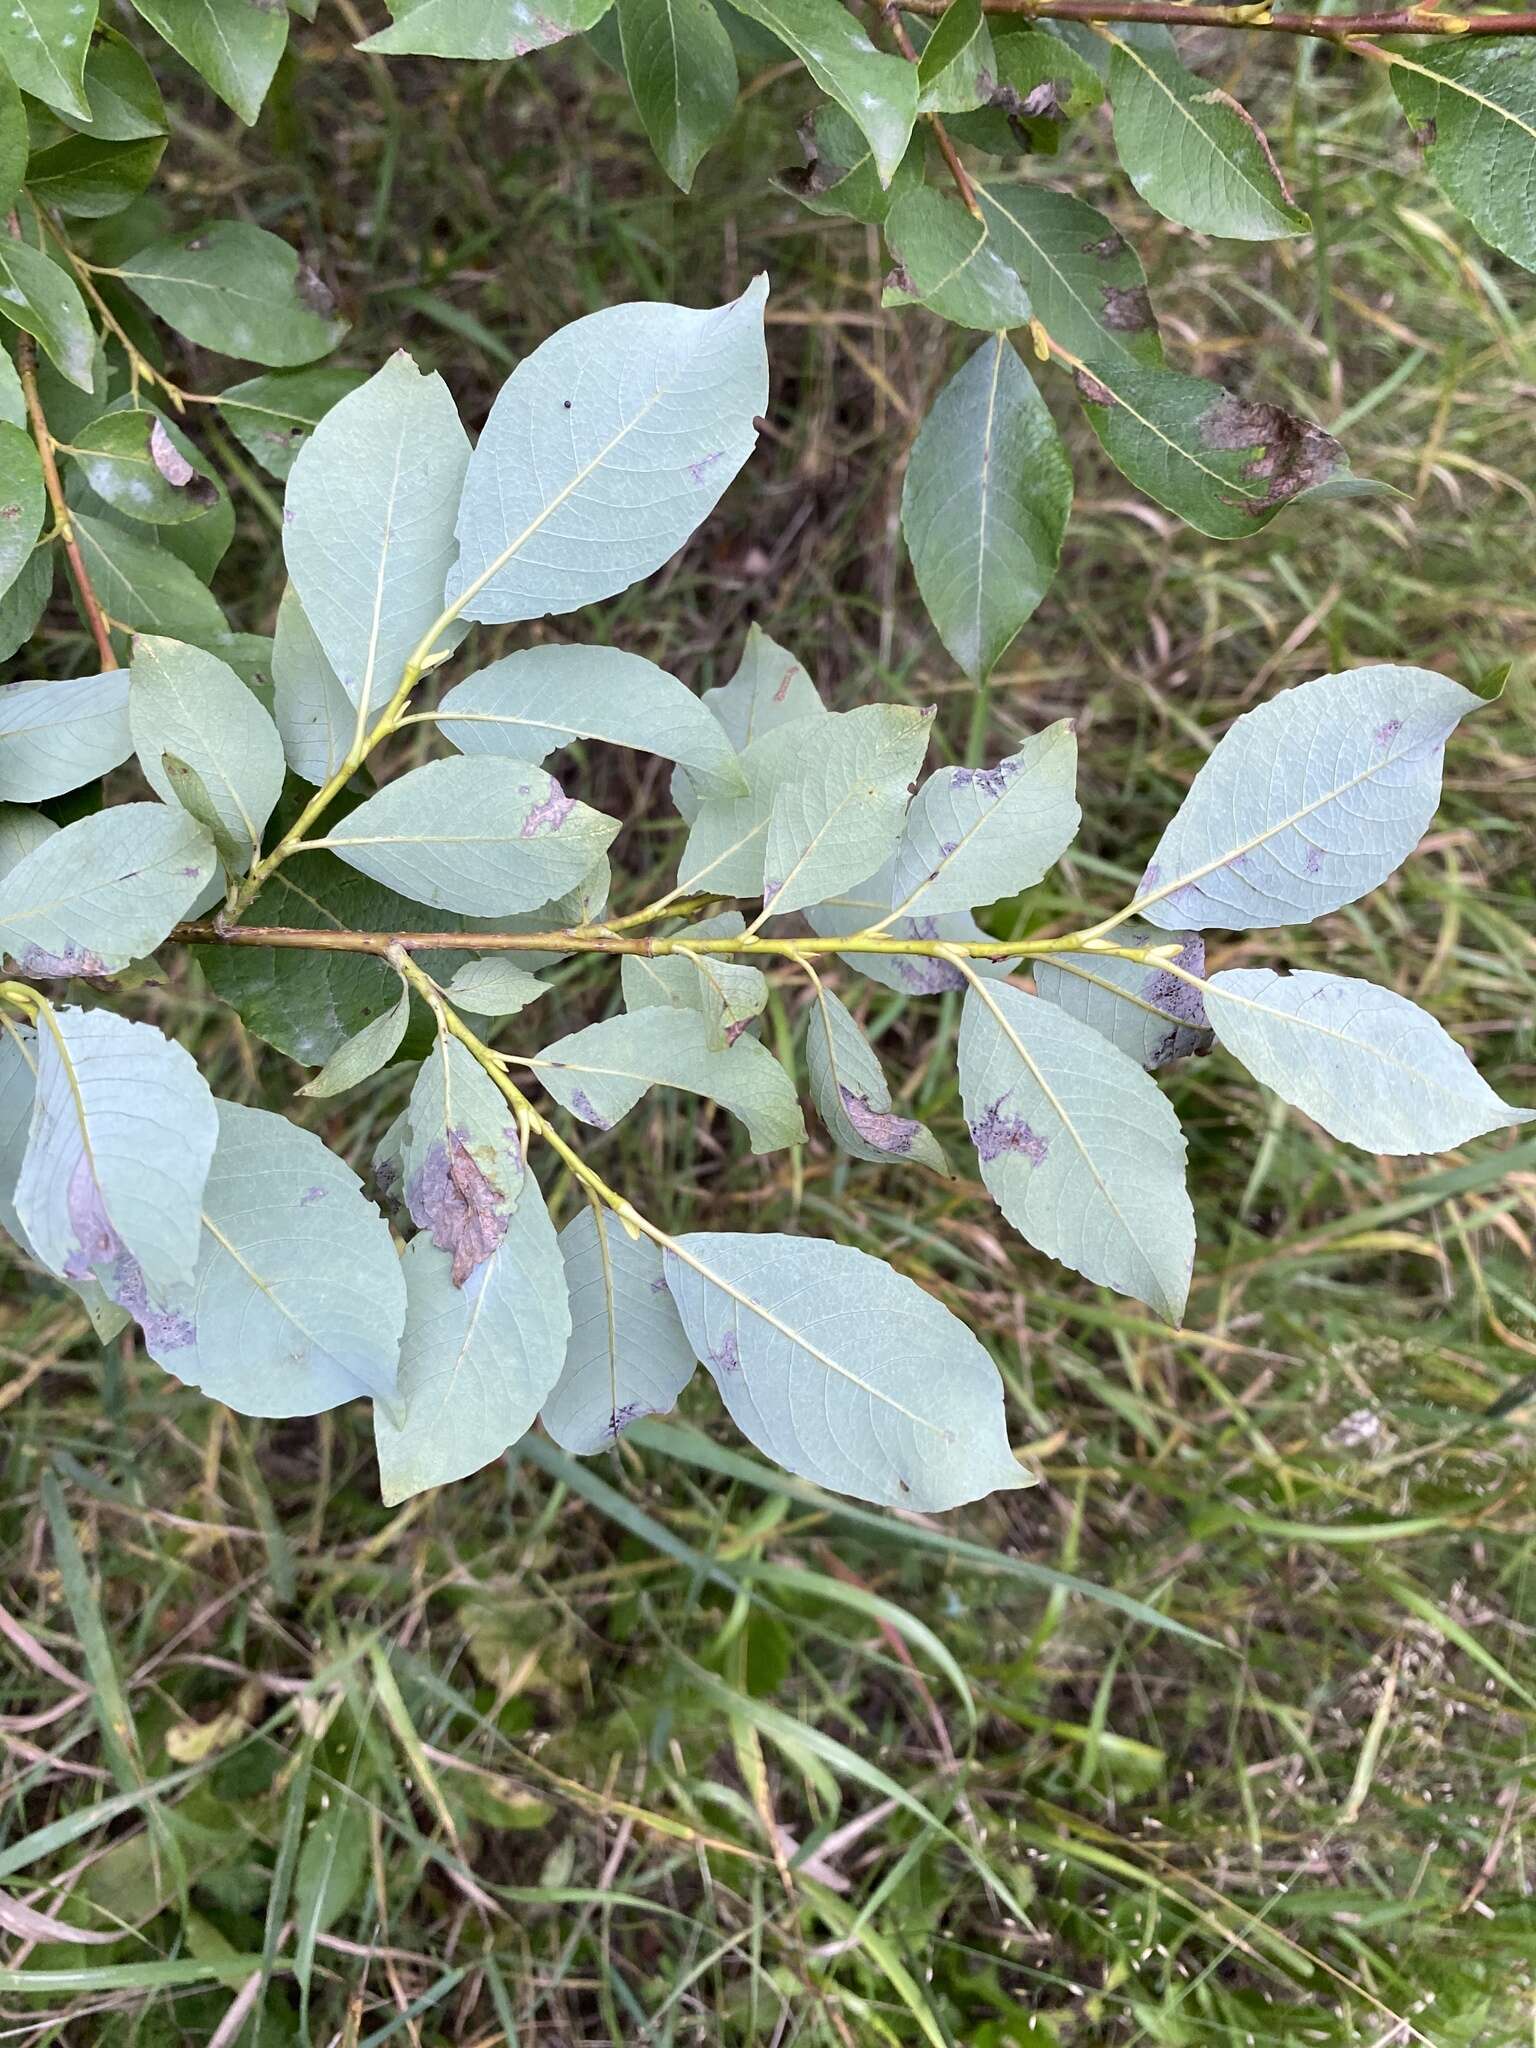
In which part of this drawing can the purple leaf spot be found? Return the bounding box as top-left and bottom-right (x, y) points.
(899, 955), (966, 994)
(648, 1273), (670, 1294)
(709, 1330), (741, 1376)
(724, 1017), (751, 1047)
(686, 450), (725, 486)
(837, 1085), (919, 1157)
(111, 1251), (195, 1352)
(569, 1088), (613, 1131)
(405, 1130), (510, 1288)
(300, 1185), (328, 1206)
(1303, 844), (1325, 876)
(606, 1401), (647, 1440)
(970, 1097), (1049, 1165)
(64, 1155), (119, 1280)
(521, 788), (576, 837)
(950, 759), (1020, 800)
(1373, 718), (1404, 747)
(17, 943), (107, 979)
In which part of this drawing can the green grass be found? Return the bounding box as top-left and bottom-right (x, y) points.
(2, 20), (1536, 2046)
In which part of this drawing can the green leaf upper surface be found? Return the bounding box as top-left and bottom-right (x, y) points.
(0, 0), (96, 119)
(0, 802), (216, 975)
(16, 1002), (217, 1293)
(535, 1007), (806, 1151)
(805, 981), (949, 1174)
(776, 101), (922, 225)
(621, 911), (768, 1051)
(0, 70), (29, 215)
(958, 977), (1195, 1322)
(662, 1232), (1025, 1508)
(0, 237), (95, 391)
(271, 584), (353, 787)
(1073, 357), (1368, 541)
(1389, 40), (1536, 274)
(976, 182), (1161, 367)
(0, 544), (54, 662)
(1107, 31), (1308, 240)
(947, 26), (1104, 155)
(0, 423), (43, 606)
(0, 668), (131, 802)
(725, 0), (916, 183)
(23, 130), (166, 220)
(1133, 665), (1483, 932)
(901, 335), (1071, 683)
(120, 223), (347, 365)
(916, 0), (994, 115)
(761, 702), (933, 916)
(1204, 968), (1533, 1155)
(882, 188), (1034, 331)
(128, 0), (288, 125)
(447, 278), (768, 625)
(540, 1206), (698, 1454)
(1033, 928), (1213, 1070)
(436, 644), (747, 797)
(123, 1099), (408, 1414)
(129, 636), (286, 871)
(319, 756), (621, 916)
(64, 410), (218, 524)
(360, 0), (615, 57)
(889, 718), (1080, 919)
(618, 0), (737, 191)
(285, 352), (470, 730)
(216, 366), (368, 482)
(375, 1180), (570, 1503)
(72, 509), (229, 644)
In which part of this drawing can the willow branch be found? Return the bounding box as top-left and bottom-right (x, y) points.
(883, 3), (984, 217)
(892, 0), (1536, 34)
(169, 919), (1173, 965)
(6, 217), (115, 669)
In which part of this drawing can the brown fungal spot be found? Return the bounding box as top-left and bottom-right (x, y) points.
(1200, 393), (1344, 513)
(1100, 284), (1154, 334)
(1074, 370), (1116, 408)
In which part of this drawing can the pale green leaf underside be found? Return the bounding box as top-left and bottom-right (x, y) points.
(1205, 967), (1533, 1154)
(762, 702), (933, 915)
(299, 985), (410, 1099)
(663, 1231), (1026, 1509)
(958, 978), (1194, 1322)
(0, 802), (216, 975)
(271, 584), (353, 787)
(0, 669), (131, 802)
(1033, 928), (1212, 1069)
(890, 718), (1080, 919)
(805, 982), (949, 1174)
(621, 911), (768, 1051)
(130, 636), (286, 870)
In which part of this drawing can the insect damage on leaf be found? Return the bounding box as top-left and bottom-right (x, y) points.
(1199, 393), (1346, 513)
(405, 1128), (518, 1286)
(837, 1085), (925, 1157)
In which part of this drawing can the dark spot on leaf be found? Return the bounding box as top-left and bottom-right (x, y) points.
(951, 758), (1020, 799)
(1200, 393), (1345, 514)
(606, 1401), (646, 1440)
(293, 265), (336, 319)
(300, 1185), (328, 1206)
(0, 502), (19, 521)
(970, 1097), (1048, 1165)
(16, 943), (107, 979)
(686, 450), (725, 486)
(1303, 844), (1325, 876)
(649, 1273), (670, 1294)
(1085, 232), (1126, 260)
(562, 399), (572, 409)
(112, 1250), (195, 1352)
(710, 1331), (741, 1376)
(1373, 718), (1404, 747)
(405, 1131), (510, 1288)
(884, 260), (915, 297)
(838, 1085), (920, 1156)
(1141, 936), (1214, 1067)
(569, 1088), (612, 1130)
(1100, 284), (1154, 333)
(521, 787), (575, 836)
(1413, 119), (1437, 150)
(1074, 370), (1116, 408)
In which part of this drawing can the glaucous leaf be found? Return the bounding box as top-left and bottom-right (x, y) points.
(120, 224), (346, 365)
(540, 1206), (698, 1453)
(128, 0), (288, 124)
(888, 718), (1079, 918)
(0, 803), (56, 880)
(374, 1179), (569, 1503)
(1033, 928), (1212, 1068)
(776, 100), (922, 224)
(0, 668), (131, 801)
(976, 182), (1161, 366)
(806, 855), (1016, 997)
(662, 1232), (1025, 1508)
(447, 278), (767, 625)
(0, 0), (95, 118)
(916, 0), (994, 114)
(727, 0), (916, 181)
(805, 982), (948, 1173)
(618, 0), (737, 192)
(621, 910), (767, 1050)
(1133, 666), (1483, 931)
(1073, 359), (1373, 540)
(0, 236), (95, 391)
(441, 958), (550, 1018)
(298, 983), (410, 1098)
(882, 188), (1033, 330)
(0, 424), (42, 608)
(120, 1100), (407, 1413)
(319, 756), (620, 916)
(271, 584), (352, 786)
(958, 977), (1195, 1321)
(130, 637), (286, 871)
(0, 802), (216, 975)
(535, 1007), (806, 1151)
(73, 510), (229, 643)
(674, 715), (814, 895)
(1389, 41), (1536, 274)
(65, 410), (219, 524)
(1107, 32), (1308, 240)
(16, 1003), (217, 1296)
(1204, 968), (1533, 1154)
(762, 702), (933, 915)
(195, 852), (467, 1064)
(702, 622), (824, 749)
(284, 351), (470, 729)
(216, 366), (368, 482)
(902, 336), (1071, 683)
(360, 0), (614, 57)
(399, 1037), (525, 1285)
(436, 644), (747, 797)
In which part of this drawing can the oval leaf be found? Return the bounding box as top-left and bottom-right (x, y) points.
(120, 223), (347, 366)
(805, 982), (949, 1173)
(130, 636), (286, 870)
(889, 718), (1079, 919)
(0, 802), (217, 975)
(0, 668), (131, 802)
